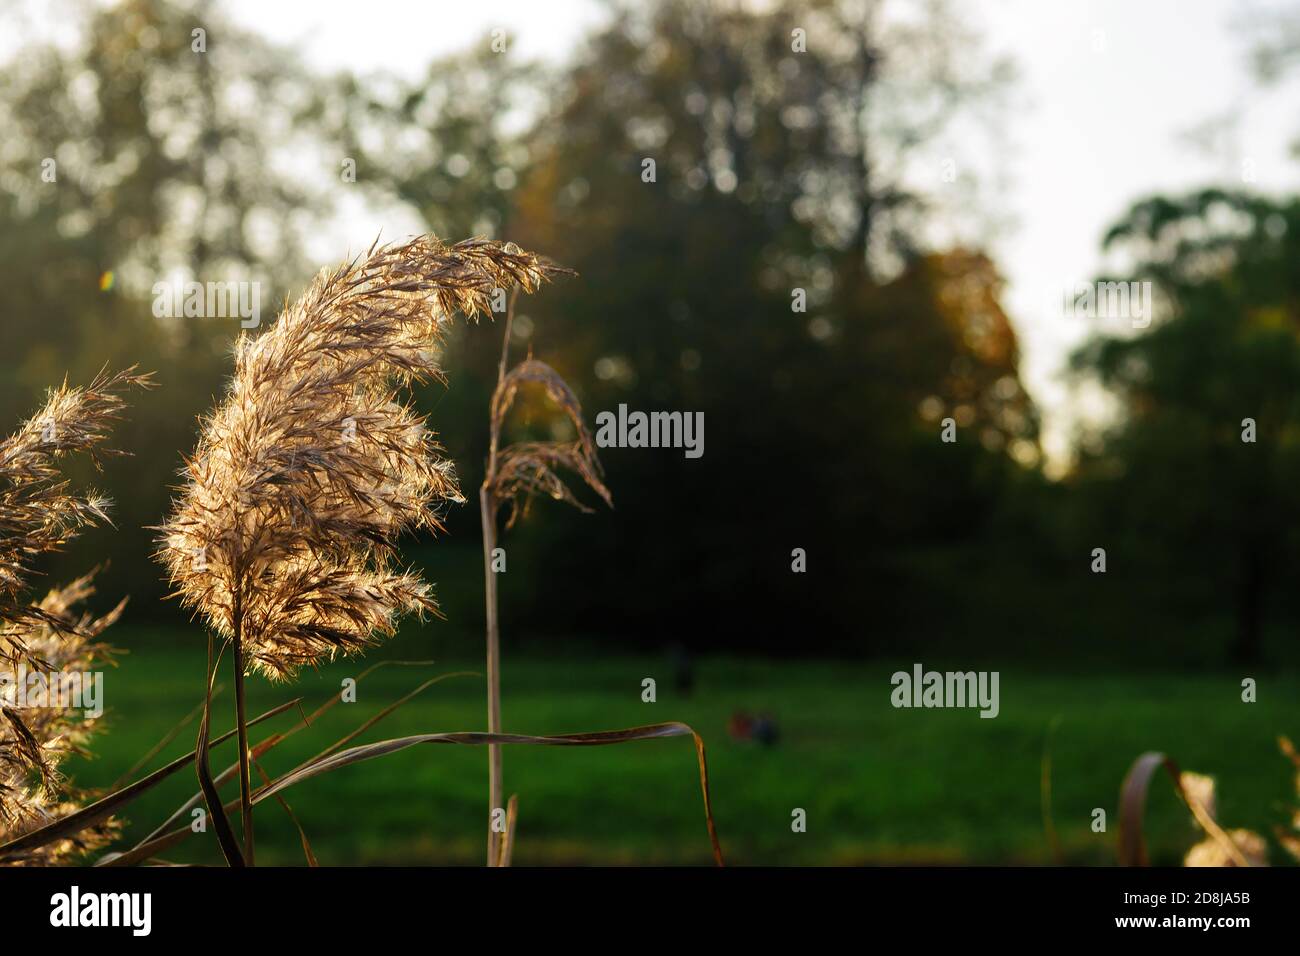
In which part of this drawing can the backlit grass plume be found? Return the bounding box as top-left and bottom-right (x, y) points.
(0, 367), (150, 669)
(0, 367), (146, 864)
(155, 236), (560, 865)
(0, 573), (123, 864)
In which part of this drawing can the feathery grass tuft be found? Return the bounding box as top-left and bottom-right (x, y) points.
(155, 235), (563, 865)
(0, 573), (123, 864)
(0, 367), (151, 669)
(0, 367), (148, 864)
(156, 237), (560, 681)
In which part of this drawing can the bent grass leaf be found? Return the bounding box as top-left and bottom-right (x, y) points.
(105, 667), (475, 866)
(131, 661), (464, 848)
(0, 697), (300, 862)
(1118, 751), (1249, 866)
(196, 636), (244, 866)
(253, 722), (723, 866)
(110, 692), (215, 790)
(253, 758), (317, 867)
(499, 793), (519, 867)
(112, 722), (725, 867)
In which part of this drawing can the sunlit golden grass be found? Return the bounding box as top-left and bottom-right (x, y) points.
(0, 238), (723, 869)
(0, 367), (150, 863)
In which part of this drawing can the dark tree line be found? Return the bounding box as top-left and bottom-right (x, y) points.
(0, 0), (1294, 663)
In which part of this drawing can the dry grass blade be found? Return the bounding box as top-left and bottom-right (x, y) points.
(0, 696), (299, 861)
(252, 758), (317, 866)
(1039, 714), (1063, 865)
(1118, 751), (1250, 867)
(253, 722), (724, 866)
(1119, 752), (1177, 866)
(195, 635), (244, 866)
(102, 795), (245, 867)
(111, 692), (215, 790)
(293, 671), (478, 771)
(132, 660), (458, 847)
(499, 793), (519, 867)
(105, 668), (477, 866)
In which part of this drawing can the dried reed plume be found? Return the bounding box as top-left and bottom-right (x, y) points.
(0, 367), (148, 864)
(155, 236), (562, 865)
(480, 290), (610, 866)
(0, 573), (123, 864)
(0, 367), (151, 668)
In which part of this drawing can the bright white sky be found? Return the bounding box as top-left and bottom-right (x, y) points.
(979, 0), (1300, 469)
(14, 0), (1300, 470)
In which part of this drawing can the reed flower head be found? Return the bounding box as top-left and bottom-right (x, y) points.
(0, 573), (122, 863)
(488, 358), (612, 527)
(156, 237), (561, 680)
(0, 367), (150, 668)
(0, 367), (144, 863)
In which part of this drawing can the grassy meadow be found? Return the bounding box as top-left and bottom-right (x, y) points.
(59, 627), (1300, 866)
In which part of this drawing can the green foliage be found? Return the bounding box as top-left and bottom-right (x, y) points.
(352, 0), (1037, 650)
(0, 0), (1044, 657)
(1072, 190), (1300, 662)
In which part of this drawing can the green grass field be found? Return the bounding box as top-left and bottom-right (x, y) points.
(61, 628), (1300, 866)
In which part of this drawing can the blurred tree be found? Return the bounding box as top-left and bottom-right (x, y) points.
(0, 0), (345, 614)
(357, 0), (1039, 650)
(0, 0), (1046, 657)
(1071, 189), (1300, 664)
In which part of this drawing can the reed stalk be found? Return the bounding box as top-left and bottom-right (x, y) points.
(480, 290), (514, 866)
(476, 284), (611, 865)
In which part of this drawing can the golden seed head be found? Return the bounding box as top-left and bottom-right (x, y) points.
(156, 236), (564, 680)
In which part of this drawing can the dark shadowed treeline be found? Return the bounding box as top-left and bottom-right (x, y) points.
(2, 0), (1297, 665)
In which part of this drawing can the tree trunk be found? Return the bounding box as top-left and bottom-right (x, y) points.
(1230, 539), (1264, 665)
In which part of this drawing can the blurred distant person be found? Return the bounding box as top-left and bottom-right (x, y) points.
(668, 642), (694, 697)
(752, 713), (780, 747)
(728, 710), (780, 747)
